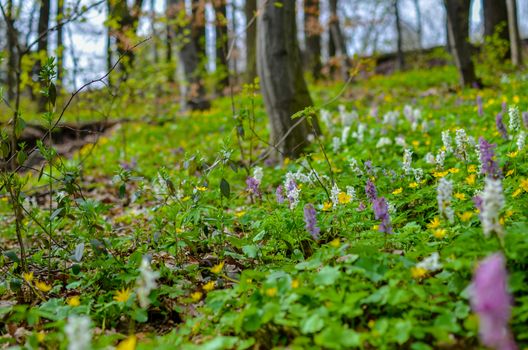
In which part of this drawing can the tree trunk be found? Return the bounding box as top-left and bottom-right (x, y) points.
(394, 0), (405, 70)
(6, 0), (17, 102)
(483, 0), (510, 59)
(257, 0), (320, 161)
(36, 0), (51, 111)
(245, 0), (257, 83)
(444, 0), (480, 87)
(167, 0), (210, 110)
(413, 0), (422, 50)
(304, 0), (322, 80)
(214, 0), (229, 91)
(328, 0), (349, 80)
(506, 0), (522, 67)
(56, 0), (64, 90)
(191, 0), (207, 62)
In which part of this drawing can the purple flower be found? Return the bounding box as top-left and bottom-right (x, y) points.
(120, 157), (137, 170)
(473, 195), (483, 212)
(365, 179), (378, 202)
(522, 111), (528, 129)
(372, 197), (393, 234)
(496, 113), (509, 140)
(477, 95), (484, 117)
(470, 253), (517, 350)
(502, 101), (508, 113)
(303, 203), (320, 240)
(356, 201), (366, 212)
(364, 160), (373, 176)
(276, 185), (285, 204)
(246, 177), (261, 198)
(479, 137), (502, 178)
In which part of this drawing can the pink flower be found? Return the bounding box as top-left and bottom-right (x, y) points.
(470, 253), (517, 350)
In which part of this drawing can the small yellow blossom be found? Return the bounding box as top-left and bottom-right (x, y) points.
(427, 217), (441, 230)
(265, 287), (278, 297)
(338, 192), (352, 204)
(322, 202), (333, 211)
(512, 188), (522, 198)
(513, 95), (520, 103)
(35, 281), (52, 293)
(191, 291), (203, 302)
(67, 296), (81, 307)
(459, 212), (473, 222)
(520, 179), (528, 192)
(411, 267), (427, 279)
(368, 320), (376, 328)
(448, 168), (460, 174)
(329, 238), (340, 248)
(116, 335), (137, 350)
(408, 182), (418, 189)
(372, 225), (379, 231)
(454, 193), (466, 200)
(412, 140), (420, 147)
(114, 288), (132, 303)
(466, 174), (476, 186)
(506, 169), (515, 177)
(195, 186), (207, 192)
(507, 151), (518, 158)
(433, 229), (447, 239)
(392, 188), (403, 195)
(283, 157), (290, 166)
(235, 211), (246, 218)
(505, 210), (514, 218)
(203, 281), (215, 292)
(23, 272), (34, 283)
(36, 332), (45, 342)
(291, 279), (300, 289)
(433, 171), (449, 178)
(468, 165), (477, 173)
(211, 262), (224, 274)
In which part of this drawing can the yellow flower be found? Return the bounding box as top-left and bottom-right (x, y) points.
(520, 179), (528, 192)
(35, 281), (52, 293)
(195, 186), (207, 192)
(408, 182), (418, 189)
(23, 272), (34, 283)
(507, 151), (518, 158)
(412, 140), (420, 148)
(505, 210), (514, 218)
(322, 201), (333, 211)
(283, 157), (290, 166)
(459, 212), (473, 222)
(203, 281), (215, 292)
(448, 168), (460, 174)
(211, 261), (224, 274)
(392, 187), (403, 195)
(36, 331), (45, 342)
(265, 287), (278, 297)
(433, 228), (447, 239)
(190, 291), (203, 302)
(114, 288), (132, 303)
(466, 174), (476, 186)
(372, 225), (379, 231)
(433, 171), (449, 178)
(506, 169), (515, 177)
(512, 188), (522, 198)
(67, 296), (81, 307)
(291, 279), (300, 289)
(427, 217), (441, 230)
(329, 238), (340, 248)
(411, 267), (427, 279)
(234, 211), (245, 218)
(468, 165), (477, 173)
(513, 95), (520, 103)
(116, 335), (137, 350)
(454, 192), (466, 200)
(182, 196), (191, 202)
(338, 192), (352, 204)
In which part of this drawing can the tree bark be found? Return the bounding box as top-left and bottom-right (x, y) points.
(506, 0), (522, 67)
(191, 0), (207, 62)
(444, 0), (480, 87)
(257, 0), (320, 161)
(6, 0), (17, 102)
(56, 0), (65, 90)
(303, 0), (322, 80)
(214, 0), (229, 91)
(413, 0), (422, 50)
(36, 0), (51, 111)
(328, 0), (349, 80)
(167, 0), (210, 110)
(245, 0), (257, 84)
(483, 0), (510, 59)
(394, 0), (405, 70)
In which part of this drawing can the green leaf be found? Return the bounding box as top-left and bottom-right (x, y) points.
(48, 82), (57, 106)
(314, 266), (340, 286)
(220, 178), (230, 198)
(301, 313), (325, 334)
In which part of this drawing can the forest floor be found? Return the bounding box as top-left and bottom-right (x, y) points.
(1, 65), (528, 349)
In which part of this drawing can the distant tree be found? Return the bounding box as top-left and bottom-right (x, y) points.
(303, 0), (322, 80)
(394, 0), (404, 70)
(56, 0), (65, 90)
(506, 0), (522, 67)
(245, 0), (257, 84)
(213, 0), (229, 91)
(482, 0), (510, 59)
(328, 0), (349, 80)
(444, 0), (480, 87)
(167, 0), (210, 110)
(191, 0), (207, 62)
(36, 0), (51, 110)
(5, 0), (17, 102)
(257, 0), (320, 160)
(413, 0), (422, 50)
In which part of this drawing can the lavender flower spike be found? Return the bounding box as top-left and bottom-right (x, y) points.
(470, 253), (517, 350)
(246, 176), (261, 198)
(276, 185), (285, 204)
(477, 95), (484, 117)
(496, 112), (509, 140)
(303, 204), (320, 240)
(479, 137), (502, 178)
(373, 197), (393, 234)
(365, 179), (378, 202)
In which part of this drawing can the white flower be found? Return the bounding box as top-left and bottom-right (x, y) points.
(376, 137), (392, 148)
(425, 152), (436, 164)
(417, 252), (442, 272)
(412, 168), (424, 182)
(253, 167), (263, 184)
(330, 183), (340, 207)
(382, 110), (399, 127)
(436, 150), (446, 168)
(320, 109), (333, 133)
(403, 149), (413, 175)
(65, 316), (92, 350)
(508, 105), (520, 133)
(346, 186), (356, 201)
(338, 105), (357, 126)
(437, 178), (454, 223)
(517, 131), (526, 151)
(481, 178), (505, 237)
(349, 158), (363, 176)
(136, 257), (160, 308)
(395, 136), (406, 147)
(441, 130), (452, 153)
(341, 126), (351, 143)
(455, 129), (469, 160)
(284, 172), (301, 209)
(332, 136), (341, 153)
